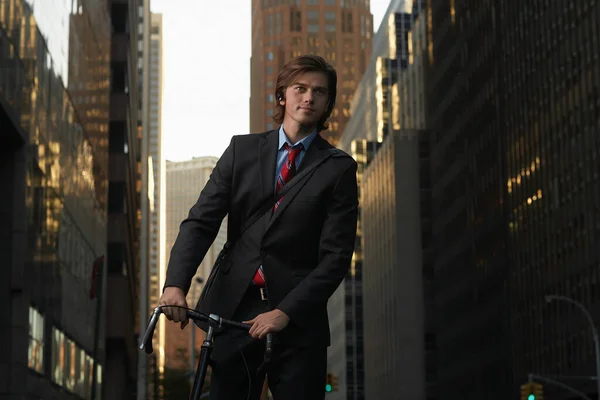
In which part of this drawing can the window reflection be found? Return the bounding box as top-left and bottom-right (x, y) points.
(1, 1), (109, 398)
(51, 326), (100, 400)
(28, 307), (44, 373)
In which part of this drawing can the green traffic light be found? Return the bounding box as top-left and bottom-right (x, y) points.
(528, 395), (535, 400)
(325, 384), (332, 392)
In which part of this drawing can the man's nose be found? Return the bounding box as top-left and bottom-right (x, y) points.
(304, 91), (314, 103)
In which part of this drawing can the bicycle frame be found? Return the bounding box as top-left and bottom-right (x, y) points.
(139, 306), (273, 400)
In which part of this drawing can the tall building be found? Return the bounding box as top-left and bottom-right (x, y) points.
(148, 13), (165, 333)
(162, 157), (227, 396)
(329, 1), (430, 399)
(137, 13), (167, 396)
(104, 0), (142, 398)
(427, 0), (600, 399)
(249, 0), (372, 147)
(0, 0), (110, 397)
(137, 1), (158, 398)
(361, 129), (429, 399)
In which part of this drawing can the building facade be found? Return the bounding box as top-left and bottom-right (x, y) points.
(137, 2), (161, 399)
(0, 0), (110, 398)
(361, 129), (429, 399)
(249, 0), (372, 146)
(104, 0), (142, 398)
(162, 157), (227, 396)
(329, 1), (430, 399)
(427, 0), (600, 399)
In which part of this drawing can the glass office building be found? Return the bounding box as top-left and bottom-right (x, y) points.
(0, 0), (110, 398)
(427, 0), (600, 398)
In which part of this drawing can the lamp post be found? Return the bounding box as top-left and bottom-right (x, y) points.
(545, 295), (600, 397)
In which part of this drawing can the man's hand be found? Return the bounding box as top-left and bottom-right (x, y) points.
(243, 309), (290, 339)
(159, 287), (189, 329)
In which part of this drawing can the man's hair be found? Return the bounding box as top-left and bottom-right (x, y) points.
(272, 55), (337, 132)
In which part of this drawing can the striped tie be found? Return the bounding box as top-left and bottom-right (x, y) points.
(252, 143), (303, 287)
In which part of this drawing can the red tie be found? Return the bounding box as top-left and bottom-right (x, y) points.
(252, 143), (303, 287)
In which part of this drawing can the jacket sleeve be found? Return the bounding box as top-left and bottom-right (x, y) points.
(276, 159), (358, 327)
(163, 136), (235, 295)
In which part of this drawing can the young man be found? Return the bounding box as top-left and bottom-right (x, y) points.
(159, 55), (358, 399)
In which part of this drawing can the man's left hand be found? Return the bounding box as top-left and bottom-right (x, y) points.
(243, 309), (290, 339)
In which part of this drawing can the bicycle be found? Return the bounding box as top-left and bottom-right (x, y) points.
(140, 305), (274, 400)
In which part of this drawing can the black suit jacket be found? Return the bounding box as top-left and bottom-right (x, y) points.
(164, 129), (358, 348)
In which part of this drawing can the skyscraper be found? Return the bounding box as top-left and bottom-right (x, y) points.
(137, 1), (158, 398)
(249, 0), (372, 147)
(104, 0), (142, 397)
(162, 157), (227, 397)
(331, 1), (429, 399)
(0, 0), (110, 397)
(427, 0), (600, 398)
(137, 14), (168, 395)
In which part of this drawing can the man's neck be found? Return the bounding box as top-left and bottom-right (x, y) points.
(282, 120), (316, 145)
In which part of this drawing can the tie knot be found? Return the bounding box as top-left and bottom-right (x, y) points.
(284, 142), (303, 158)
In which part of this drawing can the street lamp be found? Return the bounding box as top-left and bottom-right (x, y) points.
(545, 294), (600, 397)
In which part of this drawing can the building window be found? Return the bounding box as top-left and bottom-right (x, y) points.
(276, 12), (281, 34)
(52, 327), (102, 398)
(307, 11), (319, 21)
(267, 123), (274, 130)
(107, 242), (126, 274)
(266, 51), (274, 61)
(325, 11), (336, 21)
(267, 94), (274, 103)
(325, 24), (336, 32)
(266, 80), (274, 88)
(290, 9), (302, 32)
(307, 24), (319, 33)
(266, 66), (274, 75)
(325, 0), (335, 4)
(307, 0), (318, 4)
(266, 109), (274, 117)
(268, 14), (274, 36)
(308, 36), (320, 49)
(108, 182), (126, 213)
(342, 11), (353, 33)
(28, 307), (44, 374)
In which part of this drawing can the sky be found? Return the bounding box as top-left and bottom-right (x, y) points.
(151, 0), (391, 161)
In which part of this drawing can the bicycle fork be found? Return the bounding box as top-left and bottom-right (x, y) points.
(190, 325), (216, 400)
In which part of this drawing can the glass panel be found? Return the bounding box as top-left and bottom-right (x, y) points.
(27, 307), (44, 373)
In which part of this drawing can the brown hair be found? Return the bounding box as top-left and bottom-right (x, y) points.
(272, 55), (337, 132)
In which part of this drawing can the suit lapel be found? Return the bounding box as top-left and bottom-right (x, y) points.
(259, 130), (279, 200)
(264, 134), (331, 234)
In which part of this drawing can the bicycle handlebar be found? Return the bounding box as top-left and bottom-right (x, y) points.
(139, 306), (274, 359)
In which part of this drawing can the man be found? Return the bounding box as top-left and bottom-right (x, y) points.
(159, 55), (358, 399)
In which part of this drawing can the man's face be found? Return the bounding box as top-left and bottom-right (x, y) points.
(281, 71), (330, 129)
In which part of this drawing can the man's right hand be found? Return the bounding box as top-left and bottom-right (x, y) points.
(159, 287), (189, 329)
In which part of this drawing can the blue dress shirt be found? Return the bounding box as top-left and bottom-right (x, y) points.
(274, 125), (317, 190)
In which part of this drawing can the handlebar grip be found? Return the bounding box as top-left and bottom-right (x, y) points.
(222, 319), (252, 330)
(139, 308), (161, 354)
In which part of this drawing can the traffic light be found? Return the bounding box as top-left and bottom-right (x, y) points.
(331, 374), (339, 391)
(520, 382), (543, 400)
(325, 373), (333, 393)
(325, 373), (339, 393)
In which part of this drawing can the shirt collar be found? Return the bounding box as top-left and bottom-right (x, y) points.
(278, 125), (317, 151)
